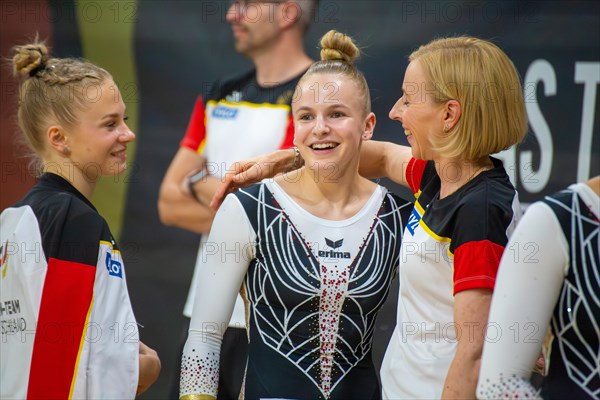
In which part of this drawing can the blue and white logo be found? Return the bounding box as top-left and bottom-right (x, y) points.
(105, 253), (123, 278)
(319, 237), (350, 259)
(406, 208), (421, 236)
(212, 106), (238, 119)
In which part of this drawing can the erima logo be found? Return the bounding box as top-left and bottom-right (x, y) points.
(326, 238), (344, 249)
(319, 238), (351, 259)
(212, 106), (238, 119)
(407, 208), (421, 236)
(105, 253), (123, 278)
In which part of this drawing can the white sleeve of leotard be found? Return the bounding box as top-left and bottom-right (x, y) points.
(476, 202), (569, 399)
(179, 194), (256, 399)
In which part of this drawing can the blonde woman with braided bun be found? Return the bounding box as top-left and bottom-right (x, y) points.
(179, 30), (411, 400)
(1, 40), (160, 398)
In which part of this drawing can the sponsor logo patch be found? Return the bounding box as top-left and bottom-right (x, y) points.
(319, 238), (350, 259)
(407, 208), (421, 236)
(105, 252), (123, 278)
(325, 238), (344, 249)
(212, 106), (238, 119)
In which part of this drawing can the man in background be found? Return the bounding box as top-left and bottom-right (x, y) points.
(158, 1), (318, 397)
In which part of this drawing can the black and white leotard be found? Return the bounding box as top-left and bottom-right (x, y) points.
(180, 181), (411, 399)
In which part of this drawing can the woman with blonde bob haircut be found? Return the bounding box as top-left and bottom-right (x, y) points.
(371, 37), (526, 399)
(410, 37), (527, 161)
(210, 35), (528, 399)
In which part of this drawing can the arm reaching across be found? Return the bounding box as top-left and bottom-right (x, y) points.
(210, 148), (298, 210)
(358, 141), (412, 185)
(210, 141), (413, 210)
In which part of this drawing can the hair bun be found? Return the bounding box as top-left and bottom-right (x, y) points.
(12, 42), (49, 78)
(319, 30), (360, 64)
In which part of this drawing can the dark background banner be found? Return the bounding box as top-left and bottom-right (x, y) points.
(1, 1), (598, 398)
